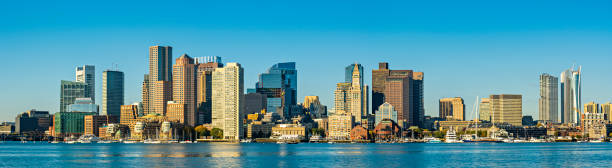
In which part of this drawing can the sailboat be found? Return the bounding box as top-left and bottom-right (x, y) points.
(462, 96), (502, 143)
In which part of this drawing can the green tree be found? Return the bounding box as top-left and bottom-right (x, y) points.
(195, 125), (210, 137)
(211, 128), (223, 139)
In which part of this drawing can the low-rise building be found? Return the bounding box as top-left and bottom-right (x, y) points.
(328, 114), (353, 140)
(271, 124), (306, 140)
(350, 125), (368, 141)
(84, 115), (119, 136)
(53, 112), (97, 137)
(247, 121), (274, 139)
(374, 119), (401, 141)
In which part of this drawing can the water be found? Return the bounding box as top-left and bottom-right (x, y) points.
(0, 142), (610, 167)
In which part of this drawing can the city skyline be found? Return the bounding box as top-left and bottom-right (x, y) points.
(2, 1), (612, 122)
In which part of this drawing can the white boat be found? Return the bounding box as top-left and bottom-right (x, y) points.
(98, 140), (114, 144)
(327, 141), (335, 144)
(144, 139), (161, 144)
(240, 139), (252, 143)
(50, 141), (60, 144)
(589, 139), (604, 143)
(65, 141), (77, 144)
(444, 129), (461, 143)
(425, 137), (442, 143)
(180, 140), (194, 144)
(123, 140), (139, 144)
(277, 141), (287, 144)
(77, 134), (100, 143)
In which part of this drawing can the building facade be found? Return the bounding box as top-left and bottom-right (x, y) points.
(334, 64), (368, 125)
(255, 62), (297, 119)
(76, 65), (95, 102)
(538, 73), (558, 123)
(490, 94), (522, 126)
(439, 97), (465, 121)
(375, 102), (398, 126)
(196, 59), (223, 125)
(479, 98), (491, 121)
(60, 80), (89, 112)
(102, 70), (124, 117)
(67, 98), (98, 113)
(212, 63), (244, 140)
(372, 62), (423, 127)
(172, 54), (197, 126)
(328, 114), (353, 140)
(560, 66), (581, 124)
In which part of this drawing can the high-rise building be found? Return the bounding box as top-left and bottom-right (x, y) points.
(328, 114), (353, 140)
(76, 65), (95, 102)
(60, 80), (89, 112)
(372, 62), (423, 127)
(584, 102), (600, 113)
(303, 96), (327, 118)
(490, 94), (522, 126)
(601, 102), (612, 121)
(439, 97), (465, 121)
(479, 98), (491, 121)
(102, 70), (124, 117)
(195, 58), (223, 125)
(538, 73), (558, 123)
(255, 62), (297, 119)
(333, 64), (368, 124)
(172, 54), (197, 126)
(144, 46), (172, 117)
(375, 102), (397, 126)
(212, 63), (244, 140)
(120, 104), (143, 132)
(151, 81), (172, 115)
(345, 64), (364, 87)
(166, 101), (187, 124)
(560, 66), (581, 124)
(148, 46), (172, 82)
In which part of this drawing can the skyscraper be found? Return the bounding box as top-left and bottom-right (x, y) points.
(345, 63), (363, 87)
(333, 64), (368, 125)
(375, 102), (397, 126)
(195, 57), (223, 125)
(60, 80), (89, 112)
(560, 66), (581, 124)
(172, 54), (197, 126)
(102, 70), (124, 117)
(490, 94), (522, 126)
(584, 102), (599, 113)
(601, 102), (612, 121)
(255, 62), (297, 119)
(439, 97), (465, 121)
(538, 73), (558, 123)
(212, 63), (244, 140)
(145, 46), (173, 117)
(76, 65), (95, 102)
(372, 62), (424, 127)
(149, 46), (173, 82)
(479, 98), (491, 121)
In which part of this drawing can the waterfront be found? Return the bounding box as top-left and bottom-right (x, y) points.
(1, 142), (611, 167)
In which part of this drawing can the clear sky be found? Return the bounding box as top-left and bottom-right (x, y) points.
(1, 0), (611, 122)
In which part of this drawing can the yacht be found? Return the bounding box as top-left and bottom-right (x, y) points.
(77, 134), (100, 143)
(444, 130), (461, 143)
(276, 141), (287, 144)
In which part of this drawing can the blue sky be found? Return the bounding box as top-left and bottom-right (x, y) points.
(1, 0), (611, 122)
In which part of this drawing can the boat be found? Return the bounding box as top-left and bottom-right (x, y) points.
(425, 137), (442, 143)
(287, 141), (299, 144)
(240, 139), (252, 143)
(77, 134), (100, 143)
(327, 141), (335, 144)
(98, 140), (114, 144)
(444, 129), (461, 143)
(123, 140), (139, 144)
(144, 139), (161, 144)
(180, 140), (194, 144)
(589, 139), (604, 143)
(276, 141), (287, 144)
(65, 141), (77, 144)
(50, 141), (60, 144)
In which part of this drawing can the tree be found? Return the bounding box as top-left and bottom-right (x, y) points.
(195, 125), (210, 137)
(211, 128), (223, 139)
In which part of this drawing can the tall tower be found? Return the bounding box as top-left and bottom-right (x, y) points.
(490, 94), (522, 126)
(145, 46), (172, 116)
(60, 80), (89, 112)
(76, 65), (95, 102)
(255, 62), (297, 119)
(560, 66), (581, 124)
(212, 63), (244, 140)
(195, 57), (223, 125)
(439, 97), (465, 121)
(102, 70), (124, 117)
(372, 62), (422, 127)
(172, 54), (197, 126)
(538, 73), (558, 123)
(349, 64), (366, 123)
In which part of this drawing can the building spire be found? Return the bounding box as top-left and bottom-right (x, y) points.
(352, 63), (360, 87)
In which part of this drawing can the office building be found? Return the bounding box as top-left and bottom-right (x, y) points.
(479, 98), (491, 121)
(439, 97), (465, 121)
(560, 66), (581, 124)
(195, 57), (223, 125)
(102, 70), (124, 117)
(334, 64), (368, 124)
(601, 102), (612, 121)
(151, 81), (172, 115)
(372, 62), (423, 127)
(172, 54), (197, 126)
(212, 63), (244, 140)
(375, 102), (398, 126)
(345, 63), (364, 88)
(584, 102), (600, 114)
(54, 112), (97, 137)
(142, 74), (151, 115)
(245, 92), (267, 115)
(255, 62), (297, 119)
(303, 96), (327, 118)
(490, 94), (523, 126)
(76, 65), (95, 102)
(328, 114), (353, 140)
(120, 104), (143, 132)
(538, 73), (558, 123)
(67, 98), (98, 113)
(15, 110), (51, 134)
(60, 80), (89, 112)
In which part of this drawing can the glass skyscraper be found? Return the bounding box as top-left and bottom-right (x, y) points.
(255, 62), (297, 119)
(102, 70), (124, 117)
(560, 66), (581, 124)
(60, 80), (89, 112)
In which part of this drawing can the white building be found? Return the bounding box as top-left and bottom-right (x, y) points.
(211, 63), (244, 140)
